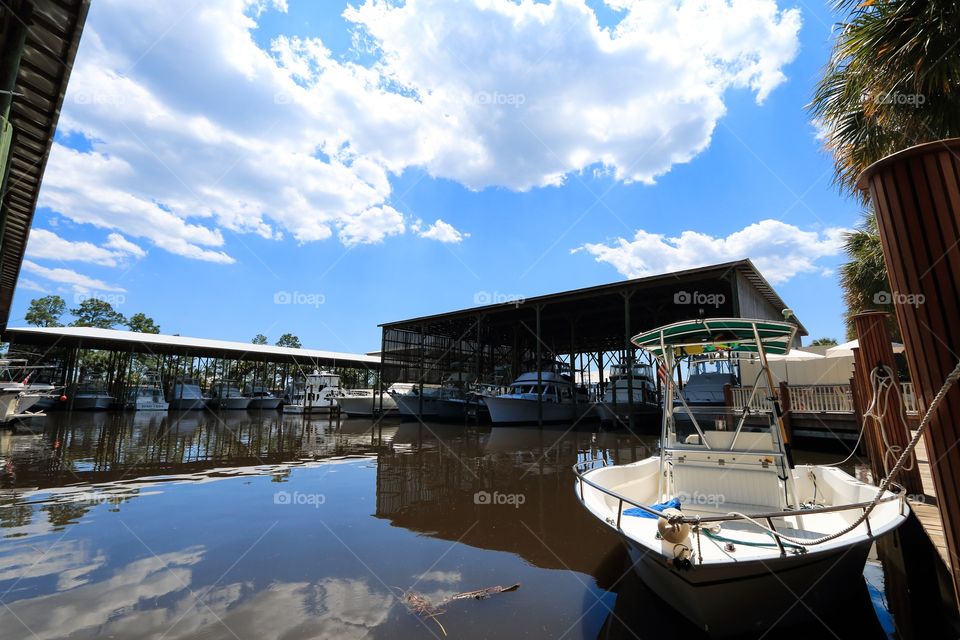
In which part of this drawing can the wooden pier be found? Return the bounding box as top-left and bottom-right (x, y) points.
(912, 432), (951, 568)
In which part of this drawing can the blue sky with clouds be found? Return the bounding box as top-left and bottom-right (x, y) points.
(11, 0), (859, 353)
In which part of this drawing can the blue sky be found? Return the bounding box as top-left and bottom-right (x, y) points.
(11, 0), (858, 354)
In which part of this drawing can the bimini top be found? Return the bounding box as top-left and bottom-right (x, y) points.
(631, 318), (797, 357)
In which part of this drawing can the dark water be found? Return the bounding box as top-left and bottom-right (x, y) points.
(0, 411), (940, 639)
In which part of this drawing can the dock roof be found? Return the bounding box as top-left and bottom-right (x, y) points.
(3, 326), (380, 368)
(0, 0), (90, 331)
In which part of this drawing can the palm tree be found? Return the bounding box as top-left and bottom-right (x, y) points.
(810, 0), (960, 195)
(839, 212), (898, 339)
(810, 0), (960, 334)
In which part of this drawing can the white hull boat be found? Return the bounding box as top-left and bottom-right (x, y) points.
(486, 370), (590, 425)
(168, 378), (206, 411)
(392, 387), (442, 420)
(209, 382), (251, 410)
(124, 372), (169, 411)
(574, 318), (909, 637)
(282, 371), (341, 414)
(337, 388), (401, 416)
(596, 362), (660, 424)
(246, 386), (283, 411)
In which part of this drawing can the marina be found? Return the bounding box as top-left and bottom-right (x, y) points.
(0, 0), (959, 638)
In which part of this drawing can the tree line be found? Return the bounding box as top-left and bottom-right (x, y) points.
(25, 295), (160, 333)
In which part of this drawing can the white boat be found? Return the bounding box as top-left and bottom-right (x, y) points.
(484, 365), (591, 425)
(245, 385), (283, 411)
(168, 377), (206, 410)
(391, 384), (442, 420)
(71, 378), (114, 411)
(336, 384), (411, 417)
(282, 371), (342, 414)
(123, 373), (169, 411)
(0, 359), (60, 417)
(574, 318), (908, 636)
(595, 362), (660, 423)
(208, 381), (251, 410)
(682, 355), (738, 406)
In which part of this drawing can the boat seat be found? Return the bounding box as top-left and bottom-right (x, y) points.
(679, 430), (776, 452)
(669, 447), (785, 512)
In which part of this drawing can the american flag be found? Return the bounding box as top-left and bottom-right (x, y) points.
(657, 362), (669, 384)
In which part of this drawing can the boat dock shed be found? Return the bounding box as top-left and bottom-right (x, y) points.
(378, 259), (807, 425)
(2, 326), (381, 405)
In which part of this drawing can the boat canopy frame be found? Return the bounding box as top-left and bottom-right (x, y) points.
(631, 318), (800, 507)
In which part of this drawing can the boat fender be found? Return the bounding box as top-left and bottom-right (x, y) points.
(657, 508), (691, 545)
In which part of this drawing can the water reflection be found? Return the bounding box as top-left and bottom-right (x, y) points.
(0, 412), (930, 638)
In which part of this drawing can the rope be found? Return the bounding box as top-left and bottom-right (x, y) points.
(726, 359), (960, 548)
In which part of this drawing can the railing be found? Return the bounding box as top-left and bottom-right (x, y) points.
(901, 382), (918, 414)
(731, 383), (919, 415)
(571, 456), (904, 528)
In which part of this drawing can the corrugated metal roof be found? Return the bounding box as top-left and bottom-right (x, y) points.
(4, 326), (380, 367)
(0, 0), (90, 330)
(381, 259), (808, 336)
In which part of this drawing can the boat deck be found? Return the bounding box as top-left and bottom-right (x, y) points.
(912, 431), (951, 567)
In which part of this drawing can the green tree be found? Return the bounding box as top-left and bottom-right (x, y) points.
(252, 334), (268, 345)
(70, 298), (126, 329)
(127, 312), (160, 334)
(24, 295), (66, 327)
(276, 333), (301, 349)
(809, 0), (959, 339)
(810, 0), (960, 195)
(809, 337), (839, 347)
(839, 213), (900, 340)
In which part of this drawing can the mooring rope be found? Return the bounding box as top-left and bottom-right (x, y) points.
(719, 359), (960, 548)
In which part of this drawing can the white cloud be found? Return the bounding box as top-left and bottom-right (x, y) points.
(22, 260), (126, 294)
(42, 0), (800, 263)
(414, 219), (469, 244)
(16, 278), (48, 293)
(574, 219), (848, 283)
(26, 229), (145, 267)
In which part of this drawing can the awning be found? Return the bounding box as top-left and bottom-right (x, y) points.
(631, 318), (797, 357)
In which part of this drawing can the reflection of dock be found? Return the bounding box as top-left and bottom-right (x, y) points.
(912, 432), (950, 567)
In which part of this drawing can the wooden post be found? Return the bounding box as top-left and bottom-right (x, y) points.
(852, 346), (889, 484)
(859, 138), (960, 604)
(853, 311), (924, 495)
(778, 381), (793, 442)
(723, 383), (733, 409)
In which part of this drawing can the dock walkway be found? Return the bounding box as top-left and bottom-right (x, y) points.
(911, 432), (951, 568)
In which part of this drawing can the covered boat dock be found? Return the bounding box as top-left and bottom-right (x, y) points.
(3, 326), (380, 408)
(378, 259), (807, 427)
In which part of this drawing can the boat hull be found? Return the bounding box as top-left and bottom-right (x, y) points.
(71, 395), (113, 411)
(337, 393), (397, 416)
(126, 401), (169, 411)
(168, 397), (206, 411)
(625, 535), (871, 637)
(248, 397), (282, 411)
(394, 394), (440, 420)
(212, 397), (251, 410)
(484, 396), (590, 425)
(594, 400), (661, 424)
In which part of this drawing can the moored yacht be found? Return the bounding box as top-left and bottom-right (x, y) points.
(168, 377), (206, 410)
(123, 372), (169, 411)
(595, 362), (660, 424)
(484, 363), (591, 425)
(282, 371), (342, 414)
(682, 355), (738, 406)
(208, 381), (251, 410)
(71, 378), (113, 411)
(574, 318), (908, 636)
(245, 384), (283, 411)
(337, 383), (411, 417)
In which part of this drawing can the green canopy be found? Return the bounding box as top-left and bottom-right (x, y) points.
(631, 318), (797, 357)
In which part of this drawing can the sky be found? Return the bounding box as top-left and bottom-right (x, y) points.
(9, 0), (861, 354)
